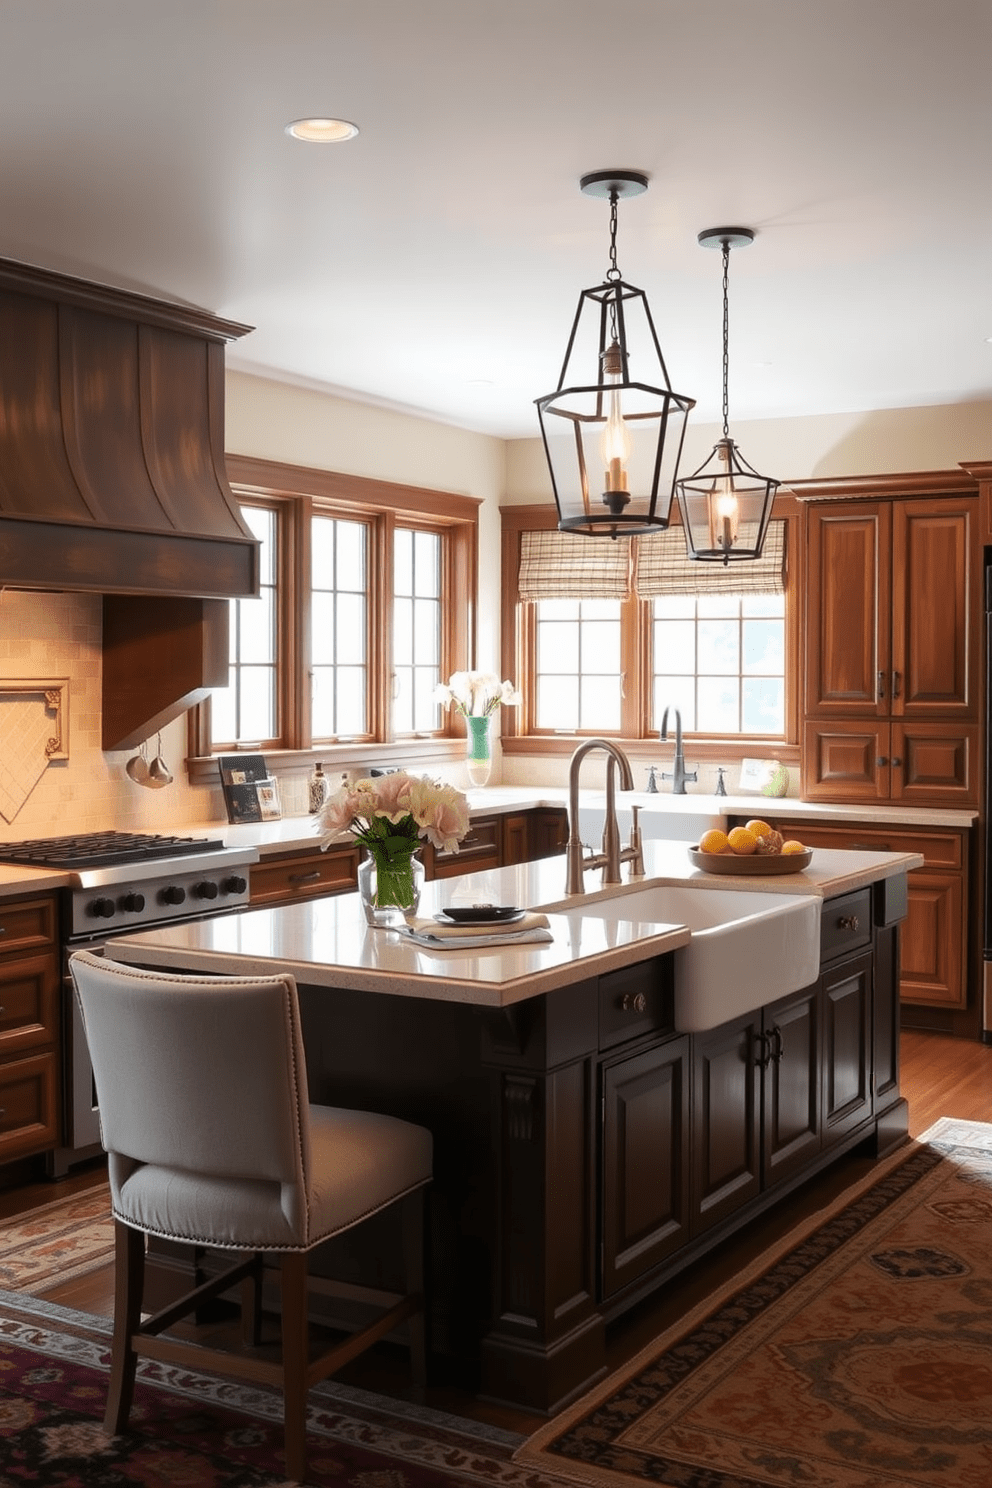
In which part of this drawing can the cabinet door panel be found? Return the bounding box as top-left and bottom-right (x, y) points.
(821, 951), (872, 1145)
(891, 723), (978, 806)
(805, 503), (889, 716)
(801, 721), (890, 801)
(763, 986), (820, 1187)
(891, 501), (976, 717)
(601, 1038), (690, 1298)
(691, 1015), (761, 1235)
(900, 872), (966, 1008)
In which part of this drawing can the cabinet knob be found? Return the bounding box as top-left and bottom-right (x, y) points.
(620, 992), (647, 1014)
(875, 757), (888, 768)
(891, 756), (902, 767)
(838, 915), (860, 932)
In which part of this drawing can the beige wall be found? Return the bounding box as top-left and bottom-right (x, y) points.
(505, 398), (992, 503)
(0, 379), (987, 837)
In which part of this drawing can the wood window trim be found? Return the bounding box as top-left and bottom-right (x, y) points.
(187, 456), (479, 782)
(500, 496), (802, 763)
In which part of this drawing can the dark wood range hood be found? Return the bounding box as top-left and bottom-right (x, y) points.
(0, 258), (261, 750)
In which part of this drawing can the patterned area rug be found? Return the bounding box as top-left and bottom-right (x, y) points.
(516, 1117), (992, 1488)
(0, 1186), (114, 1292)
(0, 1291), (564, 1488)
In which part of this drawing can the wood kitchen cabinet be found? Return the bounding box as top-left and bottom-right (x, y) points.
(802, 496), (980, 805)
(691, 981), (820, 1237)
(0, 894), (61, 1162)
(776, 820), (969, 1011)
(249, 843), (359, 905)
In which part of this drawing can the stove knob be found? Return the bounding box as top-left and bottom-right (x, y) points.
(159, 885), (186, 906)
(120, 893), (146, 914)
(193, 880), (219, 900)
(221, 875), (248, 896)
(89, 897), (117, 919)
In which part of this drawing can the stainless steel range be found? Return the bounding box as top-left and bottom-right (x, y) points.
(0, 830), (259, 1175)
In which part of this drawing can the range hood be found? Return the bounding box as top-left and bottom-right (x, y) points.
(0, 257), (259, 601)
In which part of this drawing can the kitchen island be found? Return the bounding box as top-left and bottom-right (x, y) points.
(103, 841), (920, 1412)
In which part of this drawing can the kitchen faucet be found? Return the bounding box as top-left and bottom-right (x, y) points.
(565, 739), (645, 894)
(659, 707), (697, 795)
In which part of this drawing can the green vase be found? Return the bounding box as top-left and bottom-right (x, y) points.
(466, 713), (492, 787)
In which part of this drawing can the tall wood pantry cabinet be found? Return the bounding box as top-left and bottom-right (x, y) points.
(802, 491), (980, 805)
(794, 470), (982, 1017)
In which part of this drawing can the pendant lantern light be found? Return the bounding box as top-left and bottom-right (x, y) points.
(675, 228), (778, 563)
(536, 171), (696, 538)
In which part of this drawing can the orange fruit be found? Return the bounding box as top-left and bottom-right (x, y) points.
(699, 828), (729, 855)
(744, 818), (773, 838)
(781, 839), (807, 855)
(727, 826), (759, 855)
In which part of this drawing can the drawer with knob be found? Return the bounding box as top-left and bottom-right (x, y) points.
(599, 958), (674, 1050)
(820, 889), (872, 965)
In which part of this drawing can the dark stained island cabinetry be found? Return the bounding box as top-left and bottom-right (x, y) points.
(110, 854), (910, 1415)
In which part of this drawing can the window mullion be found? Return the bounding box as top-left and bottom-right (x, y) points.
(374, 512), (394, 742)
(291, 497), (312, 750)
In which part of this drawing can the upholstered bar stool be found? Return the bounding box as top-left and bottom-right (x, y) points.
(69, 949), (433, 1485)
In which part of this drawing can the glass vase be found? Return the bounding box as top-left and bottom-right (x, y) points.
(357, 848), (424, 927)
(466, 713), (492, 787)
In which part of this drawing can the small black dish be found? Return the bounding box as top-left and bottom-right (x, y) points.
(436, 905), (525, 924)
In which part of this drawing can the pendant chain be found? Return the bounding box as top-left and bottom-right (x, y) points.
(721, 240), (731, 439)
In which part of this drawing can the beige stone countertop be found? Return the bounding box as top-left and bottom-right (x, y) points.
(204, 785), (973, 859)
(0, 864), (75, 900)
(102, 841), (919, 1009)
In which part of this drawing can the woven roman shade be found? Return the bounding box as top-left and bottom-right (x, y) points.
(517, 529), (632, 600)
(634, 520), (786, 597)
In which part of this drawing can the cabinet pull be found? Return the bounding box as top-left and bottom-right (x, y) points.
(838, 915), (860, 932)
(620, 992), (647, 1014)
(877, 670), (885, 699)
(288, 870), (322, 885)
(852, 842), (887, 851)
(891, 670), (901, 699)
(0, 925), (5, 935)
(755, 1030), (773, 1069)
(771, 1026), (785, 1063)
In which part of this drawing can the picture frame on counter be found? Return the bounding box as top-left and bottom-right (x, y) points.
(219, 754), (281, 823)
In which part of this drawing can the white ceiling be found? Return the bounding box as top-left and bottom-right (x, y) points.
(1, 0), (990, 439)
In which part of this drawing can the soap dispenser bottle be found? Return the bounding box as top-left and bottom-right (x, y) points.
(308, 762), (330, 814)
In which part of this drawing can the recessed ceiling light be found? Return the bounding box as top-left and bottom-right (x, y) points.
(285, 117), (359, 143)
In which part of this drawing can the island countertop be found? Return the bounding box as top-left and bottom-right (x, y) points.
(101, 840), (920, 1009)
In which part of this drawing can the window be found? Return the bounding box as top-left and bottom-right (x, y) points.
(311, 514), (369, 740)
(652, 593), (785, 734)
(392, 527), (442, 734)
(534, 598), (622, 731)
(210, 504), (279, 747)
(500, 504), (799, 755)
(190, 457), (479, 771)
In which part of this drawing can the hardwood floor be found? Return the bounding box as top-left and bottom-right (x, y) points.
(3, 1028), (990, 1436)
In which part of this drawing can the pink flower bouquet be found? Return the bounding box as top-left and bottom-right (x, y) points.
(320, 772), (471, 912)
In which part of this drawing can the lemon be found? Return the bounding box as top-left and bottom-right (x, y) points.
(744, 818), (773, 838)
(727, 826), (759, 856)
(781, 839), (807, 855)
(699, 828), (729, 855)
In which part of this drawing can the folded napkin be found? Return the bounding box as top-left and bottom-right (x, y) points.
(397, 910), (552, 951)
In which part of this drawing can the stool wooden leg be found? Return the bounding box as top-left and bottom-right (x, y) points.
(281, 1252), (309, 1483)
(241, 1254), (264, 1346)
(105, 1221), (144, 1435)
(402, 1188), (427, 1390)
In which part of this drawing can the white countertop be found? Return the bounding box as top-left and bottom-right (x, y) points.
(102, 841), (920, 1010)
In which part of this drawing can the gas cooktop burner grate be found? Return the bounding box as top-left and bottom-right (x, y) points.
(0, 831), (227, 870)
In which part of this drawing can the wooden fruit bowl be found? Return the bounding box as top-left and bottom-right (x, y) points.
(688, 846), (813, 876)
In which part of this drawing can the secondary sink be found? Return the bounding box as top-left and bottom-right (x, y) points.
(583, 886), (821, 1031)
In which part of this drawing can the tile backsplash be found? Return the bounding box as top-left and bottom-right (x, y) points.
(0, 590), (213, 839)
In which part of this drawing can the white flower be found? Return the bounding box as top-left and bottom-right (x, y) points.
(437, 671), (521, 717)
